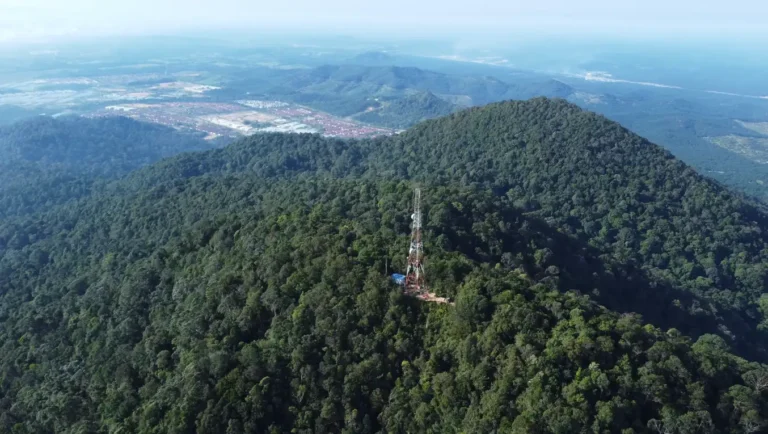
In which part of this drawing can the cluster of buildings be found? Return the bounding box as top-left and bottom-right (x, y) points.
(91, 100), (394, 140)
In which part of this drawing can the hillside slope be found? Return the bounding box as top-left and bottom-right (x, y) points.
(1, 99), (768, 432)
(0, 115), (217, 218)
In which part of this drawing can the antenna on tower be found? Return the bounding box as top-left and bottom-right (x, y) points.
(405, 187), (427, 294)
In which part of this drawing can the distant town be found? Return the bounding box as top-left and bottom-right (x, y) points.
(0, 72), (395, 140)
(89, 100), (394, 140)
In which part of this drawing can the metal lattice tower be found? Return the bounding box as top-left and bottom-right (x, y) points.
(405, 188), (426, 294)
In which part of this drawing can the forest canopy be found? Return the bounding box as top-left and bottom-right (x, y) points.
(1, 98), (768, 433)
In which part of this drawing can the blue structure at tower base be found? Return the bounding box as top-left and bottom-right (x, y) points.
(391, 273), (406, 286)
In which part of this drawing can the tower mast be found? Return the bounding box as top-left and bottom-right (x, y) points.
(405, 187), (426, 294)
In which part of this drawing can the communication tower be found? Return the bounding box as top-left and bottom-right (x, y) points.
(405, 188), (426, 294)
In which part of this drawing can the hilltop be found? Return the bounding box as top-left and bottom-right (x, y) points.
(1, 99), (767, 432)
(353, 91), (458, 128)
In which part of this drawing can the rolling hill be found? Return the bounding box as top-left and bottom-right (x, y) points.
(352, 91), (458, 128)
(1, 99), (767, 433)
(0, 115), (218, 218)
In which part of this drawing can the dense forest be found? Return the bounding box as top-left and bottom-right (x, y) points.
(0, 115), (218, 218)
(583, 91), (768, 203)
(1, 98), (768, 433)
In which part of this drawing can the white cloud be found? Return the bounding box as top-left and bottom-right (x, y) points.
(581, 72), (683, 89)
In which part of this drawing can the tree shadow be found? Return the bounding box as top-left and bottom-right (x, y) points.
(438, 200), (767, 362)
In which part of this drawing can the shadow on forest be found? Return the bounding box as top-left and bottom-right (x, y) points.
(442, 202), (766, 363)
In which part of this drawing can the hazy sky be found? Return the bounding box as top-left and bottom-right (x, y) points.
(1, 0), (767, 44)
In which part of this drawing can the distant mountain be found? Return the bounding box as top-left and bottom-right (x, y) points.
(504, 78), (574, 100)
(2, 98), (767, 432)
(348, 51), (396, 65)
(0, 115), (217, 218)
(218, 64), (575, 118)
(290, 64), (512, 104)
